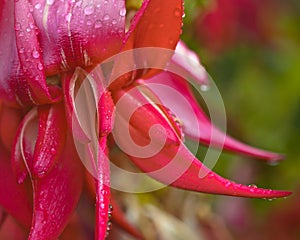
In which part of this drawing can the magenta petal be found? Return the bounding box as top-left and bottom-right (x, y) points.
(13, 0), (62, 105)
(32, 103), (67, 178)
(0, 144), (32, 227)
(146, 72), (284, 161)
(31, 0), (125, 75)
(28, 136), (83, 240)
(126, 130), (291, 198)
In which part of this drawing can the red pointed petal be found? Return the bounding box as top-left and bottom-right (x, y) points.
(124, 0), (183, 50)
(127, 129), (291, 198)
(110, 0), (183, 89)
(32, 103), (67, 178)
(0, 144), (32, 227)
(146, 72), (284, 161)
(113, 87), (290, 198)
(30, 0), (125, 75)
(28, 136), (83, 240)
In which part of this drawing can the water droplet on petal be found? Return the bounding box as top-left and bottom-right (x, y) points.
(103, 14), (110, 21)
(248, 184), (257, 192)
(46, 0), (55, 5)
(173, 8), (181, 17)
(119, 8), (126, 17)
(37, 62), (44, 70)
(35, 3), (41, 9)
(84, 5), (94, 15)
(32, 50), (40, 59)
(200, 85), (210, 92)
(94, 20), (102, 29)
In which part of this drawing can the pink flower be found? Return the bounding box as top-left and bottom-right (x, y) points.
(0, 0), (291, 239)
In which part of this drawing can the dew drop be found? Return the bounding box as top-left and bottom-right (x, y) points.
(15, 23), (21, 31)
(35, 3), (41, 9)
(50, 148), (56, 154)
(32, 50), (40, 59)
(46, 0), (55, 5)
(119, 8), (126, 17)
(86, 20), (92, 26)
(173, 8), (181, 17)
(200, 85), (210, 92)
(84, 5), (94, 15)
(37, 62), (44, 70)
(248, 184), (257, 192)
(94, 20), (102, 29)
(103, 14), (110, 21)
(225, 181), (231, 188)
(65, 13), (72, 22)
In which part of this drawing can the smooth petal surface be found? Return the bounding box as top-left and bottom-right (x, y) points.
(0, 104), (23, 151)
(146, 72), (284, 161)
(14, 0), (62, 105)
(28, 135), (83, 240)
(0, 144), (32, 227)
(31, 0), (126, 75)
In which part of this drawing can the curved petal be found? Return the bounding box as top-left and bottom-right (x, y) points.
(146, 72), (285, 161)
(169, 41), (209, 86)
(113, 86), (291, 198)
(31, 0), (126, 75)
(28, 135), (83, 240)
(32, 103), (67, 178)
(14, 0), (62, 105)
(110, 0), (183, 89)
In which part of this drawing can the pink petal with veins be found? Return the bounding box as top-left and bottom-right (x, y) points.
(31, 0), (126, 75)
(146, 72), (284, 161)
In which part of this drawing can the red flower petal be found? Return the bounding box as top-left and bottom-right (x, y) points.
(146, 72), (285, 161)
(13, 0), (62, 105)
(113, 86), (291, 198)
(110, 0), (183, 89)
(124, 0), (183, 50)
